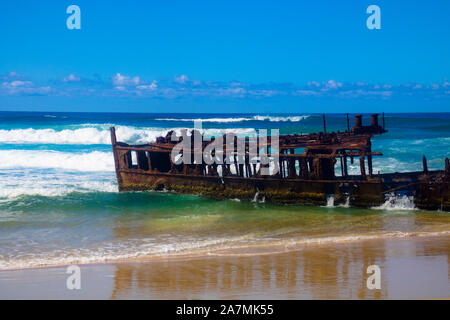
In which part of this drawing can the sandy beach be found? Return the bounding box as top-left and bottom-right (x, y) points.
(1, 235), (448, 299)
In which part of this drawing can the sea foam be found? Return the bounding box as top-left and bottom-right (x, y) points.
(0, 125), (257, 145)
(155, 115), (309, 123)
(0, 169), (116, 199)
(0, 150), (114, 171)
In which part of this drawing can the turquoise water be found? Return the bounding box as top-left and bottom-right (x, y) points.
(0, 112), (449, 269)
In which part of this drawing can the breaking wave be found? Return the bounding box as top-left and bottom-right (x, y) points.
(0, 125), (257, 145)
(155, 115), (309, 123)
(0, 150), (114, 172)
(0, 169), (116, 199)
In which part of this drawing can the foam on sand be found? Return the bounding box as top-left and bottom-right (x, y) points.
(1, 229), (449, 271)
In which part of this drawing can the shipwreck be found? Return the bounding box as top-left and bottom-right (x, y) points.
(110, 114), (449, 211)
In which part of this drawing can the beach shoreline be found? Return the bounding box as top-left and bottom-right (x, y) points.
(1, 229), (449, 272)
(1, 234), (448, 299)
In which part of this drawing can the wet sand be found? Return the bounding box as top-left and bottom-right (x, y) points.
(0, 235), (448, 299)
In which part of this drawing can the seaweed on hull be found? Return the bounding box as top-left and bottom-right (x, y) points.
(110, 114), (449, 211)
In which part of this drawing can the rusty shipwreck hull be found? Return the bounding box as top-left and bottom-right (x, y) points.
(114, 169), (384, 206)
(110, 114), (450, 211)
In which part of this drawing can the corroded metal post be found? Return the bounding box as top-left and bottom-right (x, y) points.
(423, 155), (428, 174)
(368, 155), (373, 177)
(445, 158), (449, 176)
(110, 127), (123, 189)
(147, 152), (152, 171)
(367, 141), (373, 177)
(355, 114), (362, 129)
(360, 153), (366, 179)
(346, 113), (350, 132)
(371, 114), (379, 127)
(343, 153), (348, 177)
(300, 157), (308, 178)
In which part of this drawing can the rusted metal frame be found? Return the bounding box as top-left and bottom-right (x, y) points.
(118, 168), (383, 184)
(288, 148), (296, 178)
(367, 140), (373, 177)
(147, 151), (152, 172)
(423, 155), (428, 174)
(119, 134), (373, 152)
(367, 154), (373, 177)
(277, 151), (381, 159)
(115, 143), (380, 157)
(110, 127), (124, 186)
(245, 154), (251, 178)
(343, 150), (348, 177)
(446, 158), (450, 176)
(360, 152), (366, 179)
(380, 180), (430, 195)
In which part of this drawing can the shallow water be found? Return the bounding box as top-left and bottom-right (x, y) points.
(0, 191), (449, 270)
(1, 236), (449, 299)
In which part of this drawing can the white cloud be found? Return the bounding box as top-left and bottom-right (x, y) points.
(294, 89), (320, 96)
(1, 80), (52, 95)
(2, 71), (450, 101)
(174, 74), (188, 84)
(325, 80), (343, 89)
(307, 81), (321, 87)
(3, 80), (32, 88)
(62, 74), (81, 82)
(113, 73), (140, 86)
(137, 80), (158, 90)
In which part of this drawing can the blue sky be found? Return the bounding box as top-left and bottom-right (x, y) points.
(0, 0), (449, 113)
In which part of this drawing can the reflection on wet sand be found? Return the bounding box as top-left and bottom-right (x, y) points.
(110, 236), (449, 299)
(108, 209), (450, 299)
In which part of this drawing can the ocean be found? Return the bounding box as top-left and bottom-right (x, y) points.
(0, 111), (449, 271)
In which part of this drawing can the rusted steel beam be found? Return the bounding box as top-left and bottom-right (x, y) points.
(368, 154), (373, 177)
(110, 127), (124, 186)
(147, 152), (152, 171)
(423, 155), (428, 174)
(381, 180), (428, 195)
(117, 168), (385, 184)
(360, 153), (366, 179)
(114, 145), (383, 159)
(446, 158), (450, 176)
(343, 152), (348, 177)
